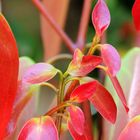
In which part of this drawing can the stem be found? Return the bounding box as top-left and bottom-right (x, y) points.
(47, 54), (72, 64)
(46, 101), (71, 116)
(77, 0), (92, 49)
(56, 72), (65, 137)
(32, 0), (75, 53)
(81, 101), (93, 140)
(64, 77), (81, 86)
(40, 82), (58, 93)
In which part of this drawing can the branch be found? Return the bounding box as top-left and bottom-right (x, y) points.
(32, 0), (75, 53)
(76, 0), (92, 49)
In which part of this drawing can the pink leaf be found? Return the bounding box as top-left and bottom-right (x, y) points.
(101, 44), (121, 76)
(23, 63), (58, 84)
(18, 116), (58, 140)
(5, 92), (33, 137)
(92, 0), (111, 37)
(68, 123), (86, 140)
(128, 56), (140, 119)
(89, 80), (117, 123)
(132, 0), (140, 31)
(118, 115), (140, 140)
(67, 49), (102, 76)
(70, 81), (97, 103)
(67, 105), (85, 135)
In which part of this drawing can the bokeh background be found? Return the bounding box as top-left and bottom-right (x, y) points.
(2, 0), (136, 62)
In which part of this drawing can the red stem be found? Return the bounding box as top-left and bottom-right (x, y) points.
(77, 0), (92, 49)
(32, 0), (75, 53)
(33, 0), (94, 139)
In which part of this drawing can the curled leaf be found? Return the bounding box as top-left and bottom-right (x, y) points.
(132, 0), (140, 31)
(92, 0), (111, 36)
(67, 105), (85, 135)
(89, 80), (117, 123)
(23, 63), (58, 84)
(0, 14), (19, 138)
(70, 81), (97, 103)
(67, 49), (102, 76)
(101, 44), (121, 76)
(18, 116), (58, 140)
(118, 115), (140, 140)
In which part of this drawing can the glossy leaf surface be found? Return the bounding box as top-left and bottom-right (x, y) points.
(89, 80), (117, 123)
(92, 0), (111, 36)
(119, 115), (140, 140)
(101, 44), (121, 76)
(132, 0), (140, 31)
(0, 14), (19, 138)
(23, 63), (58, 84)
(18, 116), (58, 140)
(67, 49), (102, 76)
(68, 105), (85, 135)
(70, 81), (97, 103)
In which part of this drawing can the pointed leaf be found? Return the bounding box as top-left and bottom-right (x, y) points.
(18, 116), (58, 140)
(23, 63), (58, 84)
(70, 81), (97, 103)
(68, 122), (86, 140)
(102, 48), (140, 140)
(109, 74), (129, 112)
(101, 44), (121, 76)
(92, 0), (111, 37)
(67, 105), (85, 135)
(67, 49), (102, 76)
(118, 115), (140, 140)
(89, 80), (117, 123)
(0, 14), (19, 138)
(132, 0), (140, 31)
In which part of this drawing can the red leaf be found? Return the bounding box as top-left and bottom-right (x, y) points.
(70, 81), (97, 103)
(0, 14), (19, 138)
(92, 0), (111, 37)
(68, 122), (86, 140)
(101, 44), (121, 76)
(67, 49), (102, 76)
(89, 80), (117, 123)
(18, 116), (59, 140)
(132, 0), (140, 31)
(118, 115), (140, 140)
(67, 105), (85, 135)
(23, 63), (58, 84)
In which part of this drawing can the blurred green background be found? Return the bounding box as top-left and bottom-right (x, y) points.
(2, 0), (135, 61)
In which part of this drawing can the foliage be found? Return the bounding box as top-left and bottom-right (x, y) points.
(0, 0), (140, 140)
